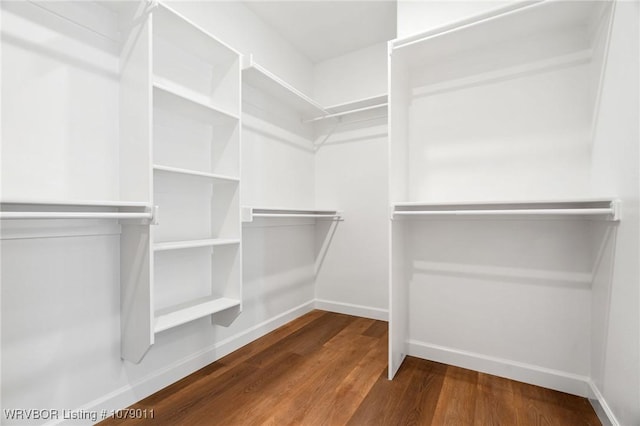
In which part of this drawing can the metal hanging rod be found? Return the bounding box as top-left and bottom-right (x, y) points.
(251, 213), (341, 219)
(303, 103), (388, 123)
(393, 208), (617, 218)
(0, 212), (153, 220)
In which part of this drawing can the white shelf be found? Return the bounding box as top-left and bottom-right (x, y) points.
(154, 238), (240, 252)
(242, 55), (327, 120)
(391, 1), (606, 63)
(242, 206), (342, 223)
(0, 199), (153, 220)
(146, 3), (243, 353)
(303, 94), (388, 123)
(412, 49), (592, 98)
(392, 199), (620, 221)
(153, 77), (239, 122)
(0, 199), (151, 208)
(324, 94), (388, 115)
(154, 296), (240, 333)
(153, 165), (239, 182)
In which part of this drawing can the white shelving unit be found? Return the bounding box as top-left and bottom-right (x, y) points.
(153, 165), (239, 182)
(388, 0), (617, 385)
(242, 207), (342, 223)
(120, 2), (243, 363)
(154, 296), (241, 333)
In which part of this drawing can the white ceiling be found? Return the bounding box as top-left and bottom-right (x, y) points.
(244, 1), (397, 63)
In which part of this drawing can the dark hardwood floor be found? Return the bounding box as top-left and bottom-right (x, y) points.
(101, 310), (601, 425)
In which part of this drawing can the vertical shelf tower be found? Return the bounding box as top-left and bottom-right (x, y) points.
(121, 3), (242, 363)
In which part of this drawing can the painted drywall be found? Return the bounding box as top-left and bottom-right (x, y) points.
(589, 2), (640, 425)
(312, 42), (388, 107)
(404, 219), (593, 395)
(241, 84), (316, 209)
(312, 42), (390, 319)
(165, 0), (314, 96)
(1, 1), (120, 201)
(314, 116), (389, 319)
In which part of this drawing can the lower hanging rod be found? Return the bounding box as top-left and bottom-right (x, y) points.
(252, 213), (341, 219)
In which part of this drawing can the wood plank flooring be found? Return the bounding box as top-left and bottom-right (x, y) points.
(101, 311), (601, 426)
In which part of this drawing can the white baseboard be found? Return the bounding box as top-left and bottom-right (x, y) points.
(54, 301), (315, 426)
(407, 340), (591, 397)
(314, 299), (388, 321)
(588, 380), (619, 426)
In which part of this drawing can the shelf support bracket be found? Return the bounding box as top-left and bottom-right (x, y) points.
(611, 199), (621, 221)
(151, 205), (160, 225)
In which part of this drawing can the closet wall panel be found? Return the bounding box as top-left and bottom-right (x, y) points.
(389, 0), (618, 399)
(588, 2), (640, 424)
(314, 120), (388, 318)
(313, 44), (390, 320)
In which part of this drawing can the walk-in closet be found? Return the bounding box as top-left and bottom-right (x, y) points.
(1, 1), (638, 425)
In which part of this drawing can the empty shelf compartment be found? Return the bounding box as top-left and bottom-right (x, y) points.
(154, 296), (240, 333)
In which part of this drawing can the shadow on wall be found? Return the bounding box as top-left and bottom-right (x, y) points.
(242, 222), (316, 304)
(314, 219), (342, 275)
(404, 218), (617, 289)
(398, 217), (619, 376)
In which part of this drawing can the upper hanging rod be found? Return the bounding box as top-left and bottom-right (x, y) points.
(303, 103), (388, 123)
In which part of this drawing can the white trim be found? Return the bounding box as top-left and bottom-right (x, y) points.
(588, 380), (620, 426)
(314, 299), (388, 321)
(407, 340), (591, 397)
(48, 301), (315, 426)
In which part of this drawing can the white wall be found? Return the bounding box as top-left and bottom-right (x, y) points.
(589, 2), (640, 425)
(312, 42), (388, 107)
(166, 0), (314, 95)
(241, 85), (316, 209)
(313, 44), (390, 319)
(404, 219), (594, 396)
(313, 117), (389, 319)
(1, 1), (120, 201)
